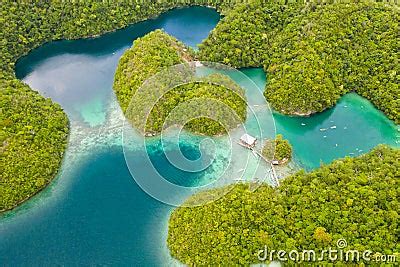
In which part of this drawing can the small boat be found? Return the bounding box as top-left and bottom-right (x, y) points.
(330, 126), (337, 129)
(344, 105), (348, 108)
(194, 61), (203, 67)
(320, 128), (327, 132)
(323, 135), (327, 138)
(335, 144), (338, 147)
(344, 126), (347, 130)
(301, 123), (306, 126)
(349, 152), (355, 155)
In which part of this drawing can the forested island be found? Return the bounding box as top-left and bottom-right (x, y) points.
(113, 30), (247, 136)
(113, 30), (195, 113)
(199, 2), (399, 122)
(262, 134), (292, 165)
(168, 145), (399, 265)
(0, 80), (68, 211)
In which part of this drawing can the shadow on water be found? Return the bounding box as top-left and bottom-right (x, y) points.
(15, 6), (220, 78)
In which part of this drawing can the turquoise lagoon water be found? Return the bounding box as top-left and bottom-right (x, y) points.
(1, 6), (399, 266)
(242, 68), (399, 169)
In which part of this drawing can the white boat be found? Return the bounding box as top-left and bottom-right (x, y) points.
(320, 128), (327, 132)
(330, 126), (337, 129)
(194, 61), (203, 67)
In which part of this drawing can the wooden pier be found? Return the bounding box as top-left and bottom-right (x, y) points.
(251, 148), (280, 187)
(237, 133), (280, 187)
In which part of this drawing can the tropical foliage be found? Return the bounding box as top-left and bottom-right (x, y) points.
(198, 2), (303, 67)
(113, 30), (246, 136)
(0, 76), (69, 211)
(140, 77), (247, 136)
(199, 2), (399, 123)
(262, 134), (292, 163)
(113, 30), (194, 112)
(168, 145), (399, 265)
(266, 2), (399, 120)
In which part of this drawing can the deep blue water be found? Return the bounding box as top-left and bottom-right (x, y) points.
(1, 147), (168, 265)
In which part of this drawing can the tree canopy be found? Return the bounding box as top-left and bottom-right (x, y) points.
(113, 30), (247, 136)
(262, 134), (292, 164)
(199, 2), (399, 122)
(113, 30), (194, 113)
(168, 145), (399, 265)
(0, 75), (68, 211)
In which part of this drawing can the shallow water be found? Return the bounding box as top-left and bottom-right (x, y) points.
(241, 68), (399, 169)
(1, 6), (399, 266)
